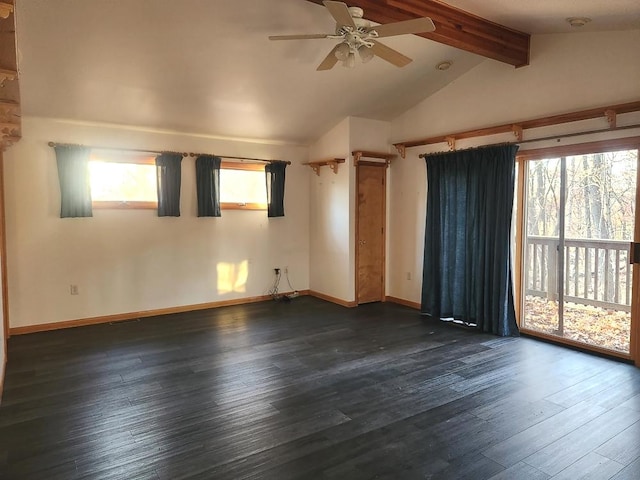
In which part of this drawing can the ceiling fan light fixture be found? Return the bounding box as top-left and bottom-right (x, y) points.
(334, 42), (351, 61)
(358, 45), (374, 63)
(343, 52), (356, 68)
(271, 1), (436, 71)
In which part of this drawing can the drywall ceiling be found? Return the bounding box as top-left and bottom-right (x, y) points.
(15, 0), (640, 145)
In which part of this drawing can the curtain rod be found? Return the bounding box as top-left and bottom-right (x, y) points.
(47, 142), (291, 165)
(188, 153), (291, 165)
(48, 142), (187, 157)
(418, 123), (640, 158)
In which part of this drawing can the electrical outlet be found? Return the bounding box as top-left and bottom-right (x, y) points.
(70, 284), (79, 295)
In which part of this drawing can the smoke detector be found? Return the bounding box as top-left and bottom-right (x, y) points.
(566, 17), (591, 28)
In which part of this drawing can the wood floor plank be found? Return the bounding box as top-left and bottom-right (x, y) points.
(595, 420), (640, 466)
(486, 461), (550, 480)
(610, 456), (640, 480)
(549, 452), (625, 480)
(481, 401), (608, 467)
(1, 297), (639, 480)
(522, 405), (640, 475)
(619, 392), (640, 411)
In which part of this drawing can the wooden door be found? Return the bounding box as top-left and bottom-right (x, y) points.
(356, 162), (386, 304)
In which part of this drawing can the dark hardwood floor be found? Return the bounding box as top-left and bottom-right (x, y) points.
(1, 297), (640, 479)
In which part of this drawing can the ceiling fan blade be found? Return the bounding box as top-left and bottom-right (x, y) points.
(269, 34), (330, 40)
(317, 45), (340, 71)
(371, 17), (436, 38)
(323, 1), (356, 28)
(370, 40), (413, 67)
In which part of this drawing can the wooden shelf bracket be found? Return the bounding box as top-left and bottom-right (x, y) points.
(0, 134), (19, 150)
(0, 122), (19, 135)
(394, 144), (406, 159)
(0, 68), (17, 87)
(0, 2), (14, 19)
(605, 109), (616, 129)
(304, 158), (345, 175)
(445, 136), (456, 151)
(512, 124), (523, 141)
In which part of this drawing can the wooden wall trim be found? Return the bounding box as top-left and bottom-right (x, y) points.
(9, 290), (311, 335)
(308, 291), (357, 308)
(385, 296), (420, 310)
(395, 100), (640, 153)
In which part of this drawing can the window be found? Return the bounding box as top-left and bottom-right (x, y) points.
(220, 162), (267, 210)
(87, 153), (267, 211)
(89, 151), (157, 209)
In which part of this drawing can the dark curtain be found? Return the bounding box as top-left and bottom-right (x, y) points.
(421, 144), (519, 336)
(55, 145), (93, 218)
(156, 153), (183, 217)
(265, 162), (286, 217)
(195, 155), (222, 217)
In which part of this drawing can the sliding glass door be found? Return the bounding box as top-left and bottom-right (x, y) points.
(521, 146), (638, 356)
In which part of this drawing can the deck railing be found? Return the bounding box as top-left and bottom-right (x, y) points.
(525, 236), (633, 312)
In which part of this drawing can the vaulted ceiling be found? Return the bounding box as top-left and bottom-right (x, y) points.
(15, 0), (640, 145)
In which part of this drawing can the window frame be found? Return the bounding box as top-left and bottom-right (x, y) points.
(514, 135), (640, 363)
(87, 154), (269, 211)
(89, 152), (158, 210)
(219, 161), (267, 211)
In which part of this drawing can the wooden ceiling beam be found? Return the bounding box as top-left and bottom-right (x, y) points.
(304, 0), (530, 67)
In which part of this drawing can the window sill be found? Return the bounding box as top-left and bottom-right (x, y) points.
(92, 201), (157, 209)
(221, 202), (267, 211)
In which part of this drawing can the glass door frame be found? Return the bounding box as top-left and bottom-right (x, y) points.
(515, 136), (640, 366)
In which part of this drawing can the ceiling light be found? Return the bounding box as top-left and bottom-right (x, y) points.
(343, 52), (356, 68)
(566, 17), (591, 27)
(436, 61), (452, 71)
(334, 43), (350, 62)
(359, 46), (374, 64)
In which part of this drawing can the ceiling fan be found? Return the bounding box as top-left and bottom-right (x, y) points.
(269, 1), (436, 71)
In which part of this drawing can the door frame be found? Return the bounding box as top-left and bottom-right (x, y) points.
(633, 151), (640, 367)
(516, 136), (640, 365)
(355, 160), (387, 304)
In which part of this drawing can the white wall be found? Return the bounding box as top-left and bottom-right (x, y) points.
(388, 29), (640, 304)
(308, 118), (352, 301)
(308, 117), (391, 303)
(4, 117), (310, 328)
